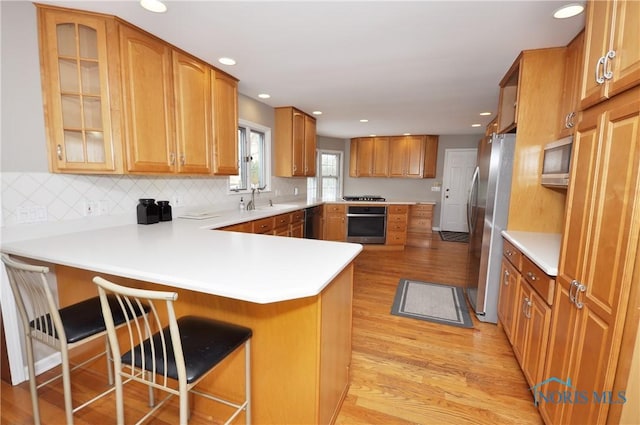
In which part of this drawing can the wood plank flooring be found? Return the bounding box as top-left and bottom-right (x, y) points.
(1, 238), (542, 424)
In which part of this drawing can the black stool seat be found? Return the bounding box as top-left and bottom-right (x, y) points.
(123, 315), (253, 383)
(30, 295), (148, 343)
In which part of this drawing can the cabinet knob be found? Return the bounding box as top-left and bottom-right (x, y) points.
(526, 271), (538, 281)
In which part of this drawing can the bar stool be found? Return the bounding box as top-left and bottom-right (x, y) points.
(1, 254), (148, 425)
(93, 276), (252, 425)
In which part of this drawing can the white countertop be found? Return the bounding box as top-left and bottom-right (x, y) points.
(501, 230), (562, 276)
(1, 200), (362, 304)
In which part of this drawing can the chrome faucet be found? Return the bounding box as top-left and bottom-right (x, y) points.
(246, 188), (256, 210)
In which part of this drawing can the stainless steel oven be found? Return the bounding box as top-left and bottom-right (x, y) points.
(346, 206), (387, 244)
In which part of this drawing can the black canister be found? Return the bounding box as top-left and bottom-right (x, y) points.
(158, 200), (172, 221)
(137, 198), (159, 224)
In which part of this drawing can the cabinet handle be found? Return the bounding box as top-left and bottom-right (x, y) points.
(526, 271), (538, 281)
(169, 152), (176, 165)
(569, 279), (578, 304)
(524, 297), (532, 319)
(575, 282), (587, 309)
(603, 50), (616, 80)
(565, 111), (576, 129)
(56, 144), (63, 161)
(503, 269), (510, 285)
(506, 249), (513, 257)
(595, 56), (607, 84)
(180, 154), (185, 166)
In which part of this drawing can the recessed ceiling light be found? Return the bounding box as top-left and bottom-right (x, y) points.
(360, 119), (369, 123)
(312, 111), (323, 115)
(140, 0), (167, 13)
(471, 124), (482, 128)
(479, 112), (492, 116)
(553, 3), (584, 19)
(218, 57), (236, 66)
(257, 93), (270, 99)
(369, 134), (377, 137)
(403, 133), (411, 136)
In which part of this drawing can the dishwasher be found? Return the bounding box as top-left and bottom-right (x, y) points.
(304, 206), (322, 239)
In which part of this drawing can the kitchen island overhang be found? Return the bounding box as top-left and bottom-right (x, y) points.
(1, 220), (362, 424)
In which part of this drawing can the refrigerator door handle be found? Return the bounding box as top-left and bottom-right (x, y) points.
(467, 167), (479, 234)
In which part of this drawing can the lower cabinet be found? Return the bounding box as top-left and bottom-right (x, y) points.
(385, 205), (408, 246)
(324, 204), (346, 242)
(218, 209), (304, 238)
(290, 210), (305, 238)
(498, 238), (553, 388)
(406, 204), (434, 248)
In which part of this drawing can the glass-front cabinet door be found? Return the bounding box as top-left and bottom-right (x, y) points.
(38, 6), (120, 172)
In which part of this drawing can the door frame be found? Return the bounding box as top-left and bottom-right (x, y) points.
(439, 148), (478, 232)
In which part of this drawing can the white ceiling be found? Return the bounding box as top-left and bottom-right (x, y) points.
(37, 0), (585, 139)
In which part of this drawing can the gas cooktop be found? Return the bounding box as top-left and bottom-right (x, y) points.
(342, 195), (386, 202)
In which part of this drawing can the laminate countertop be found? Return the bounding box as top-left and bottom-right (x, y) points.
(501, 230), (562, 276)
(1, 201), (362, 304)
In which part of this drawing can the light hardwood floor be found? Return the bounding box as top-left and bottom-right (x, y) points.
(1, 238), (542, 424)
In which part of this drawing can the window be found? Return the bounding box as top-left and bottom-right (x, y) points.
(230, 120), (271, 192)
(308, 150), (343, 200)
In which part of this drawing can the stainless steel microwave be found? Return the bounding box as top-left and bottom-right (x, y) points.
(541, 136), (573, 187)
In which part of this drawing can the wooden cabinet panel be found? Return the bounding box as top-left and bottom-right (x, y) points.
(502, 239), (523, 270)
(349, 137), (389, 177)
(252, 217), (275, 234)
(351, 135), (436, 178)
(522, 256), (555, 306)
(37, 6), (122, 173)
(211, 71), (239, 175)
(558, 31), (584, 138)
(219, 222), (252, 233)
(406, 204), (433, 248)
(274, 107), (316, 177)
(544, 87), (640, 424)
(120, 24), (175, 173)
(405, 136), (426, 178)
(173, 51), (211, 174)
(385, 204), (408, 246)
(580, 0), (640, 110)
(498, 258), (519, 344)
(323, 204), (346, 242)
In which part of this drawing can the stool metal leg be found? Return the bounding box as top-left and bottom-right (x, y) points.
(245, 339), (251, 425)
(24, 334), (41, 425)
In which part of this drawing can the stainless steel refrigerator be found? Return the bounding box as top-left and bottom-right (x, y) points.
(465, 133), (516, 323)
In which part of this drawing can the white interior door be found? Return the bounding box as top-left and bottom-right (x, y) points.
(440, 148), (478, 232)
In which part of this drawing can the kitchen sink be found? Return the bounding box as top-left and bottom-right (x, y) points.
(254, 203), (299, 211)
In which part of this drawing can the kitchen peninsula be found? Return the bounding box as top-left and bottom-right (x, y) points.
(1, 214), (363, 424)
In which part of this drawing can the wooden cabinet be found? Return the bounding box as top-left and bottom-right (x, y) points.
(37, 5), (238, 176)
(37, 6), (122, 173)
(389, 135), (438, 178)
(349, 137), (389, 177)
(323, 204), (346, 242)
(579, 0), (640, 110)
(500, 239), (553, 388)
(498, 240), (522, 344)
(558, 31), (585, 138)
(120, 24), (175, 173)
(252, 216), (275, 234)
(406, 204), (434, 248)
(274, 107), (317, 177)
(500, 48), (568, 233)
(385, 205), (408, 246)
(540, 86), (639, 425)
(290, 210), (305, 238)
(211, 71), (239, 175)
(173, 51), (212, 174)
(273, 213), (291, 237)
(219, 222), (252, 233)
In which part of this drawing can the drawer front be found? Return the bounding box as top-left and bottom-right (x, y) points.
(386, 231), (407, 245)
(408, 218), (432, 232)
(291, 210), (304, 222)
(388, 205), (408, 214)
(387, 222), (406, 232)
(503, 239), (523, 270)
(388, 214), (408, 225)
(252, 217), (275, 234)
(410, 205), (433, 217)
(522, 256), (555, 305)
(325, 204), (346, 214)
(220, 222), (252, 233)
(274, 213), (291, 228)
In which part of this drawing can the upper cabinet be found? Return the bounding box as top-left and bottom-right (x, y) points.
(274, 107), (317, 177)
(558, 31), (585, 138)
(37, 5), (239, 176)
(38, 7), (122, 173)
(579, 0), (640, 110)
(350, 135), (437, 178)
(120, 24), (175, 173)
(211, 71), (239, 175)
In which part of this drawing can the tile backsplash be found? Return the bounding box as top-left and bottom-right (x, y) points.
(1, 172), (306, 227)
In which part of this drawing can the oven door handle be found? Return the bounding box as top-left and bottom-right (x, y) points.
(346, 214), (387, 217)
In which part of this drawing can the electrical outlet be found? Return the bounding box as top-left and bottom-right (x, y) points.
(431, 186), (441, 192)
(171, 195), (182, 207)
(16, 206), (48, 223)
(84, 200), (102, 216)
(294, 187), (299, 196)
